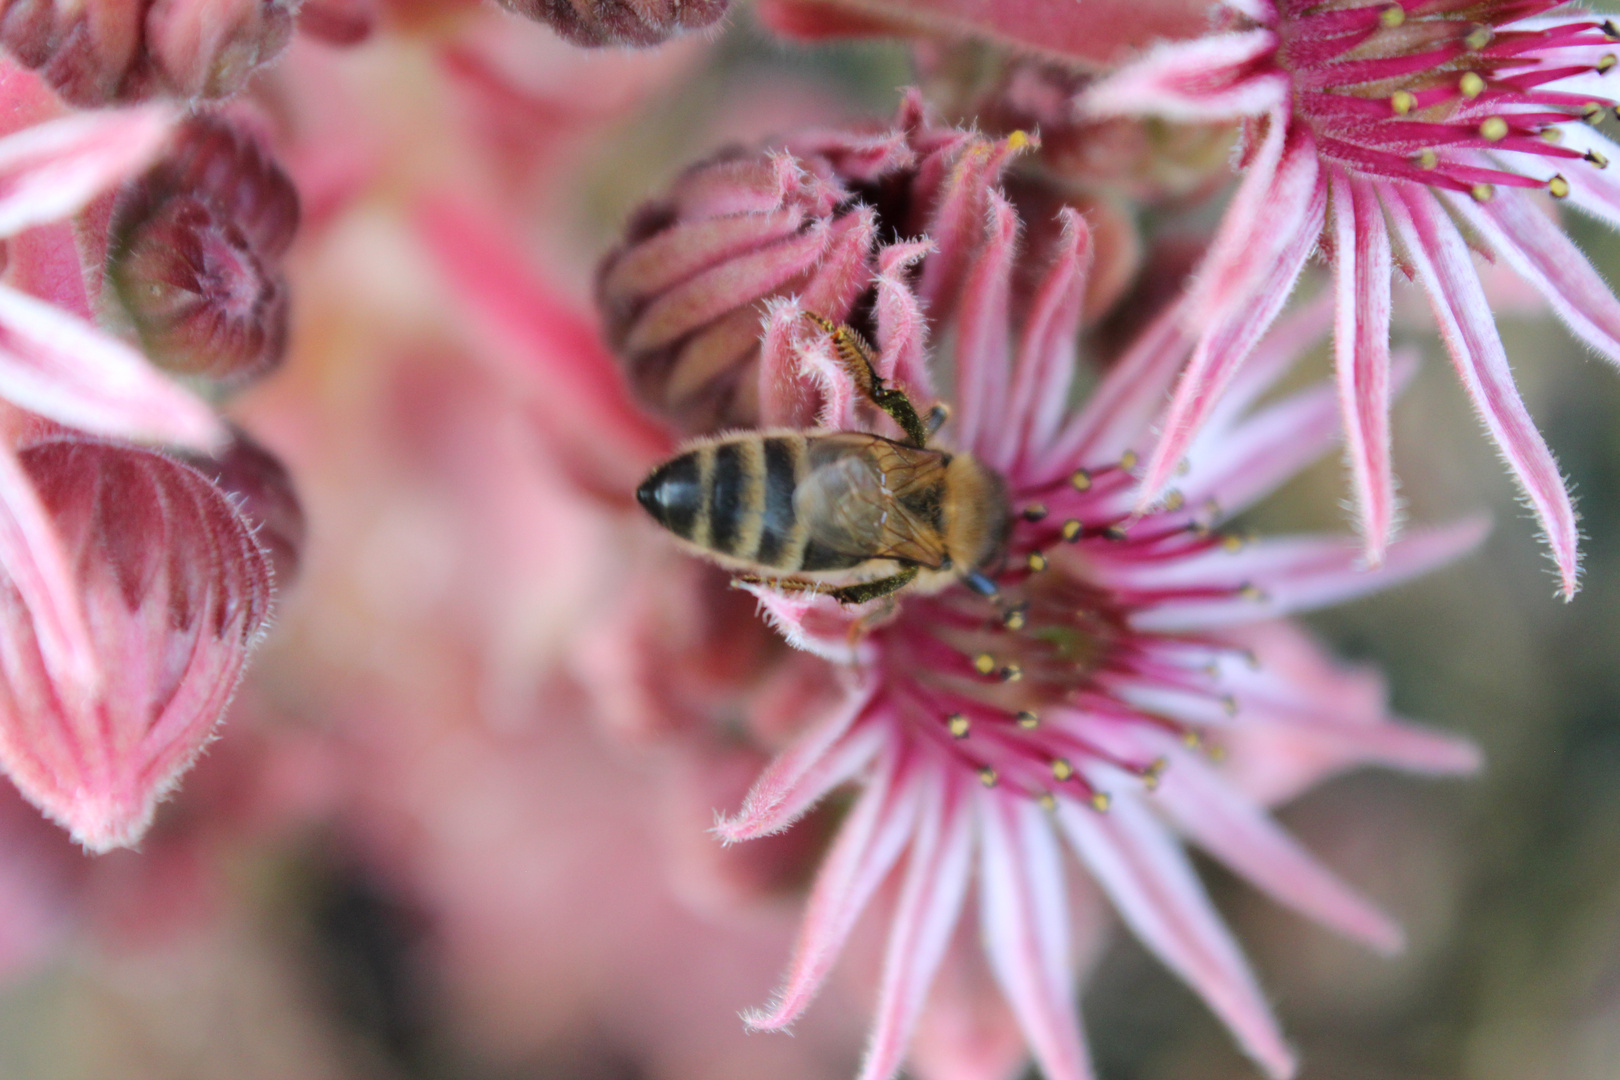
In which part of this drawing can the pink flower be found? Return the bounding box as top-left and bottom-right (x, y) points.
(1083, 0), (1620, 598)
(0, 436), (273, 852)
(701, 164), (1484, 1078)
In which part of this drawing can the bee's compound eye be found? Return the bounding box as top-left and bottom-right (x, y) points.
(636, 453), (703, 539)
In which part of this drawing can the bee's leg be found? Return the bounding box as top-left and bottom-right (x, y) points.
(803, 312), (932, 449)
(821, 565), (920, 605)
(730, 574), (824, 596)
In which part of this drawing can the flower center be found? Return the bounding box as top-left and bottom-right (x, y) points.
(1275, 0), (1620, 200)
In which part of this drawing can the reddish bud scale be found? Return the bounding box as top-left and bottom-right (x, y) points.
(0, 0), (293, 105)
(108, 114), (298, 388)
(498, 0), (728, 45)
(177, 426), (304, 584)
(0, 437), (272, 852)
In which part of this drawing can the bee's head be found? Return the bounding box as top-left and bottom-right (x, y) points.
(635, 450), (703, 540)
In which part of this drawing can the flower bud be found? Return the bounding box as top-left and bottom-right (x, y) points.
(108, 114), (298, 388)
(496, 0), (727, 47)
(597, 93), (1028, 433)
(0, 436), (273, 852)
(0, 0), (293, 105)
(177, 426), (303, 584)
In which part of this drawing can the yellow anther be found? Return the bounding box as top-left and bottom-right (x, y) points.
(1026, 551), (1048, 573)
(1070, 468), (1092, 491)
(1550, 174), (1571, 198)
(1379, 4), (1404, 27)
(1003, 608), (1027, 631)
(1007, 130), (1031, 151)
(1601, 54), (1617, 73)
(1061, 519), (1082, 542)
(1120, 450), (1139, 471)
(1207, 743), (1228, 763)
(1239, 583), (1268, 602)
(1051, 758), (1074, 781)
(1604, 19), (1620, 40)
(1471, 182), (1496, 203)
(1391, 90), (1417, 115)
(1090, 792), (1112, 812)
(1416, 149), (1439, 170)
(1464, 25), (1493, 50)
(1022, 503), (1048, 522)
(1017, 710), (1040, 729)
(1583, 102), (1605, 122)
(1479, 116), (1508, 141)
(1182, 730), (1202, 748)
(979, 767), (999, 787)
(974, 652), (997, 676)
(1543, 127), (1564, 144)
(947, 713), (971, 738)
(1459, 72), (1486, 99)
(1037, 792), (1057, 811)
(1222, 533), (1246, 552)
(1001, 663), (1024, 683)
(1222, 694), (1240, 717)
(1105, 524), (1129, 541)
(1588, 149), (1610, 169)
(1162, 490), (1185, 512)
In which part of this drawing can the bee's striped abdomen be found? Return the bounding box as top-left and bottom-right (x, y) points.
(756, 435), (800, 567)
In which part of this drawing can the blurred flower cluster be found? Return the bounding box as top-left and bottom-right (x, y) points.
(0, 0), (1614, 1079)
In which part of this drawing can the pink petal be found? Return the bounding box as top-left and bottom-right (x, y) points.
(1137, 172), (1326, 509)
(0, 439), (272, 851)
(1126, 516), (1491, 630)
(1003, 207), (1089, 474)
(1179, 368), (1341, 517)
(1333, 171), (1398, 564)
(0, 440), (95, 701)
(1447, 185), (1620, 369)
(856, 769), (974, 1080)
(0, 105), (174, 238)
(0, 283), (222, 449)
(1199, 293), (1332, 440)
(758, 297), (827, 429)
(978, 791), (1092, 1080)
(874, 239), (941, 400)
(952, 192), (1019, 457)
(1385, 183), (1580, 598)
(1080, 31), (1287, 122)
(1042, 293), (1194, 480)
(744, 756), (920, 1031)
(715, 685), (878, 841)
(916, 134), (1023, 317)
(414, 196), (672, 485)
(1057, 792), (1295, 1079)
(1151, 743), (1403, 952)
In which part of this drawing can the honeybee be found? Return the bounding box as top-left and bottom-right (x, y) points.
(635, 315), (1011, 604)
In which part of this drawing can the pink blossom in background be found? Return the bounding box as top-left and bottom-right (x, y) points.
(1084, 0), (1620, 597)
(617, 113), (1484, 1079)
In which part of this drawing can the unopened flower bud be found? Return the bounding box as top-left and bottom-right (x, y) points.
(177, 426), (303, 583)
(0, 436), (273, 852)
(0, 0), (293, 105)
(497, 0), (727, 47)
(597, 92), (1028, 433)
(108, 114), (298, 388)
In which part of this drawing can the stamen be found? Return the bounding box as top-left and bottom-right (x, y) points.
(1001, 662), (1024, 683)
(1587, 149), (1610, 169)
(1141, 757), (1169, 791)
(1379, 4), (1403, 28)
(1119, 450), (1139, 471)
(973, 652), (997, 676)
(1037, 792), (1057, 811)
(1238, 583), (1268, 602)
(1583, 102), (1605, 122)
(1162, 490), (1185, 512)
(1022, 503), (1048, 522)
(1070, 468), (1092, 491)
(1391, 90), (1417, 115)
(1416, 149), (1439, 170)
(1464, 25), (1493, 50)
(979, 767), (999, 787)
(1604, 19), (1620, 41)
(947, 713), (971, 738)
(1051, 758), (1074, 781)
(1603, 54), (1618, 73)
(1002, 605), (1028, 630)
(1222, 694), (1240, 717)
(1061, 519), (1082, 542)
(1026, 552), (1048, 573)
(1471, 182), (1495, 202)
(1459, 72), (1485, 98)
(1544, 128), (1564, 144)
(1479, 117), (1508, 141)
(1104, 524), (1129, 541)
(1016, 710), (1040, 729)
(1221, 533), (1246, 552)
(1550, 174), (1571, 198)
(1090, 791), (1112, 812)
